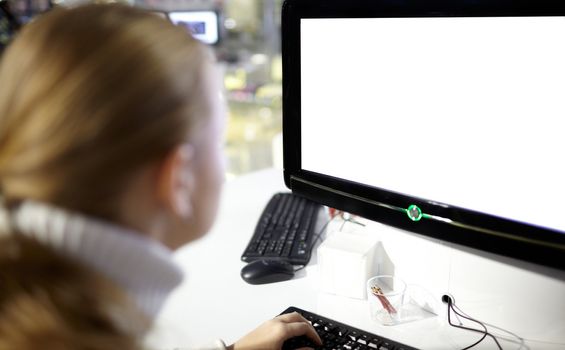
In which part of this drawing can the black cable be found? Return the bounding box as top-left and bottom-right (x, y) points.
(444, 296), (503, 350)
(450, 303), (503, 350)
(452, 302), (521, 348)
(446, 298), (488, 350)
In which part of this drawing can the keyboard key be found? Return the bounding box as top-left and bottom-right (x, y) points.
(348, 330), (360, 341)
(334, 326), (348, 337)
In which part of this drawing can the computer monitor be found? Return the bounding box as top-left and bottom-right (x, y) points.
(282, 0), (565, 270)
(168, 10), (220, 45)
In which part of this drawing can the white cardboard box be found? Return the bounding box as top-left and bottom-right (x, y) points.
(317, 231), (379, 299)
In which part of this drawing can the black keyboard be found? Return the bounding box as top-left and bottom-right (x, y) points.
(241, 192), (322, 266)
(280, 307), (418, 350)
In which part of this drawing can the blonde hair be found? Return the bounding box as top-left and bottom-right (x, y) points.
(0, 234), (144, 350)
(0, 4), (212, 220)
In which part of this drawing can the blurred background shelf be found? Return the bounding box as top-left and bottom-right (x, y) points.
(1, 0), (285, 178)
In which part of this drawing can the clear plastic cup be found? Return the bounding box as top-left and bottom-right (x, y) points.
(366, 275), (406, 326)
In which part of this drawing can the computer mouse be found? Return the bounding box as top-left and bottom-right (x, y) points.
(241, 259), (296, 285)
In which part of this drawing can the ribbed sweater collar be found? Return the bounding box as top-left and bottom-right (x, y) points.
(0, 200), (183, 318)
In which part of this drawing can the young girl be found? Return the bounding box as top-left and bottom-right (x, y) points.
(0, 4), (321, 349)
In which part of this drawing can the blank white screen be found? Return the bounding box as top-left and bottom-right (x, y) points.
(301, 17), (565, 233)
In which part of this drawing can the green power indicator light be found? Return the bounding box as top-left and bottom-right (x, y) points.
(407, 205), (423, 221)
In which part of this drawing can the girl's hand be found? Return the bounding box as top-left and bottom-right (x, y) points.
(228, 312), (322, 350)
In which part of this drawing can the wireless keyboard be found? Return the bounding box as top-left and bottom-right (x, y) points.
(280, 306), (418, 350)
(241, 192), (322, 266)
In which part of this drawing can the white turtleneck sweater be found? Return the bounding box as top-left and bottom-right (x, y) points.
(0, 200), (227, 350)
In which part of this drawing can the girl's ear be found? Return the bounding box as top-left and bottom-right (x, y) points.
(155, 143), (195, 219)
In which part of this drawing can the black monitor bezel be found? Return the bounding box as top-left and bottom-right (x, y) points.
(282, 0), (565, 271)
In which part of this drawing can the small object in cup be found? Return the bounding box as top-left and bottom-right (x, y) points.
(370, 285), (397, 315)
(366, 275), (406, 326)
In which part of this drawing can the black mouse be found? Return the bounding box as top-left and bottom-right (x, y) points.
(241, 259), (296, 284)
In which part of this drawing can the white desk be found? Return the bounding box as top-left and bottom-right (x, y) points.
(152, 168), (565, 350)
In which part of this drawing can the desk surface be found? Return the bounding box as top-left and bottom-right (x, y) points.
(152, 168), (565, 350)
